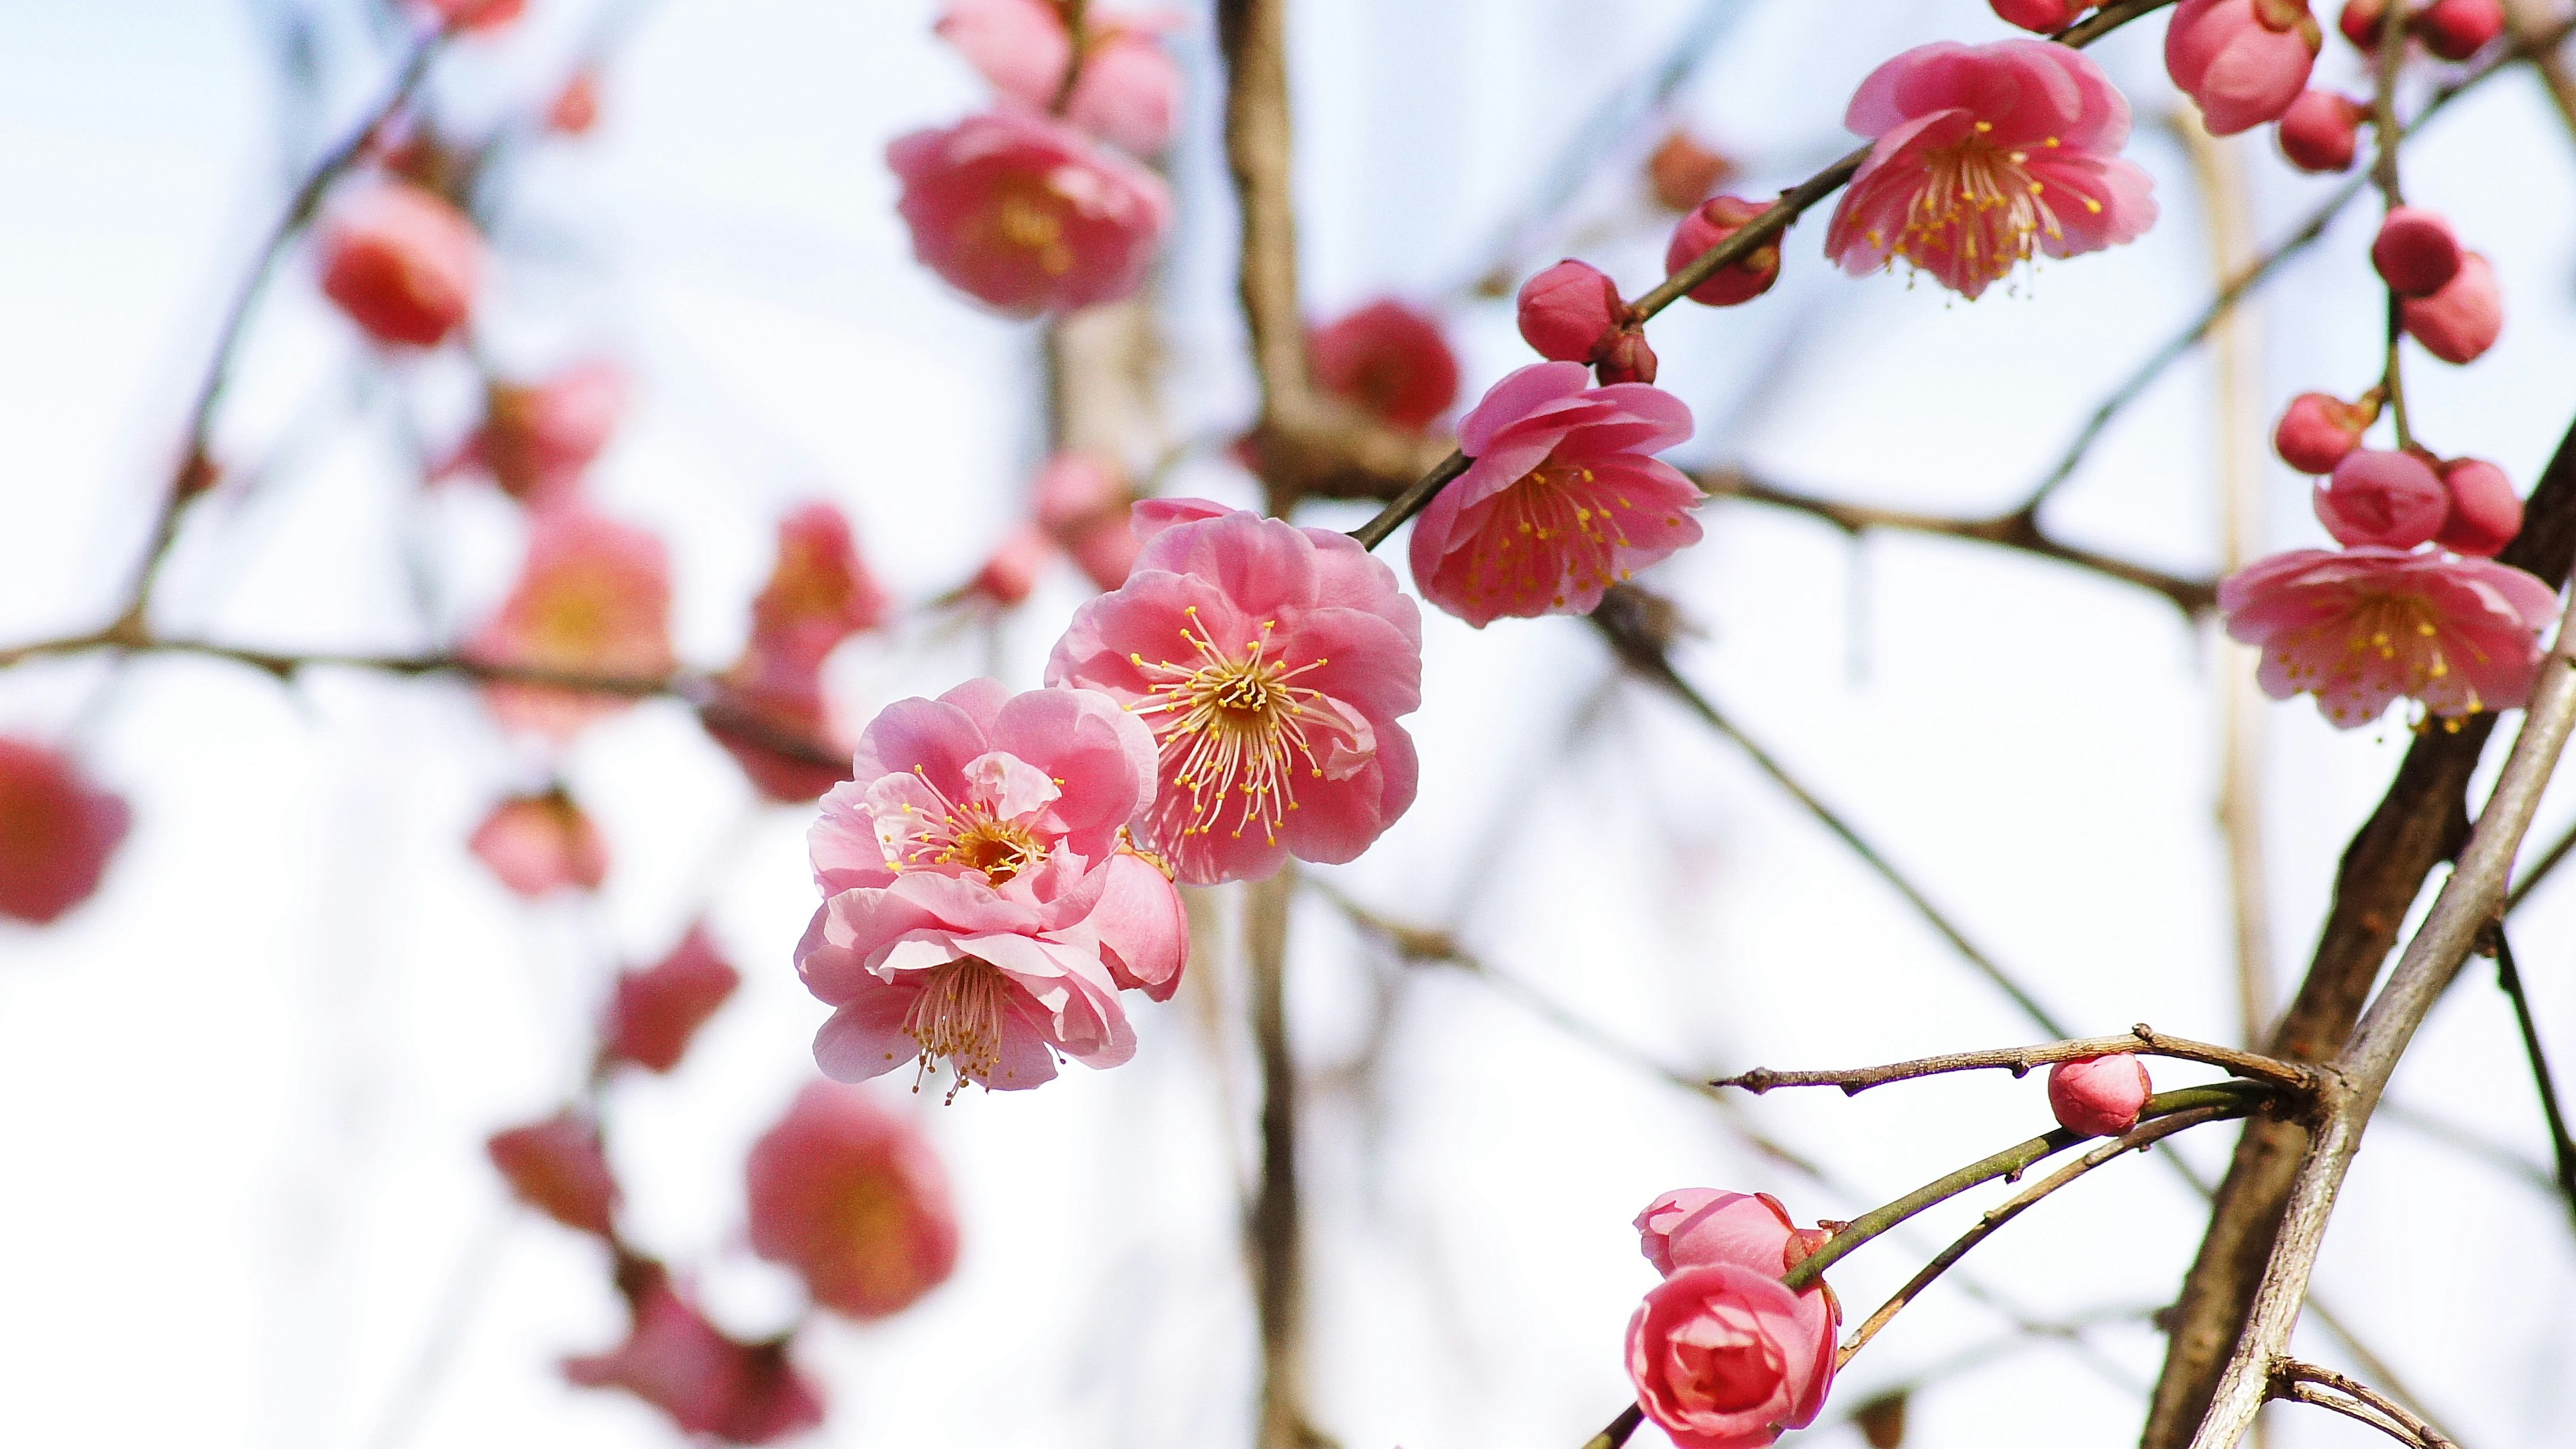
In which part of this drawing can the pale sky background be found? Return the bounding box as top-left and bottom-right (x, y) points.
(3, 1), (2576, 1447)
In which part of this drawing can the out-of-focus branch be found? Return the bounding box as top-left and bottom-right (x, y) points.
(2502, 0), (2576, 144)
(1242, 868), (1316, 1449)
(2491, 931), (2576, 1229)
(1715, 1028), (2314, 1098)
(2269, 1362), (2461, 1449)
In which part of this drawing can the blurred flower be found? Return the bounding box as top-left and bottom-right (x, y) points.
(745, 1081), (961, 1319)
(970, 522), (1057, 607)
(1409, 362), (1700, 629)
(2416, 0), (2506, 59)
(2402, 250), (2502, 364)
(2046, 1055), (2151, 1136)
(317, 180), (484, 347)
(602, 926), (741, 1073)
(0, 737), (129, 926)
(419, 0), (527, 32)
(2315, 449), (2448, 549)
(1628, 1262), (1839, 1449)
(745, 502), (891, 676)
(936, 0), (1071, 106)
(2167, 0), (2320, 136)
(2436, 458), (2523, 557)
(2373, 207), (2463, 298)
(2273, 391), (2375, 474)
(2221, 547), (2559, 725)
(1032, 453), (1143, 591)
(443, 362), (625, 505)
(465, 504), (676, 740)
(2277, 89), (2363, 172)
(565, 1283), (824, 1444)
(1049, 502), (1423, 883)
(1666, 195), (1783, 307)
(548, 70), (602, 134)
(935, 1), (1185, 155)
(1646, 128), (1737, 212)
(468, 788), (608, 896)
(486, 1109), (619, 1236)
(1308, 299), (1460, 431)
(888, 110), (1171, 316)
(1825, 40), (2155, 299)
(1635, 1189), (1833, 1279)
(704, 667), (854, 804)
(1516, 260), (1625, 365)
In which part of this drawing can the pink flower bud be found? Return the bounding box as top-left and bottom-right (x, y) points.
(317, 181), (484, 347)
(602, 926), (742, 1073)
(2436, 456), (2523, 555)
(548, 71), (602, 134)
(1992, 0), (2087, 32)
(2371, 207), (2464, 297)
(469, 789), (609, 896)
(1665, 195), (1782, 307)
(1064, 514), (1142, 591)
(1594, 327), (1660, 385)
(2273, 391), (2375, 474)
(2277, 90), (2364, 172)
(2401, 250), (2502, 363)
(1515, 260), (1625, 364)
(0, 737), (130, 925)
(971, 522), (1055, 606)
(1308, 299), (1460, 431)
(1646, 129), (1737, 212)
(2339, 0), (2388, 48)
(2317, 448), (2449, 548)
(421, 0), (525, 32)
(1032, 452), (1128, 534)
(704, 666), (851, 804)
(486, 1110), (619, 1236)
(2167, 0), (2320, 136)
(2415, 0), (2505, 58)
(1628, 1265), (1838, 1448)
(2046, 1055), (2152, 1137)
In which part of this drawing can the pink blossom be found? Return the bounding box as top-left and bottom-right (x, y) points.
(936, 0), (1073, 108)
(2278, 90), (2364, 171)
(1309, 299), (1461, 431)
(446, 362), (624, 504)
(936, 2), (1185, 155)
(1636, 1190), (1833, 1280)
(1648, 129), (1738, 212)
(2418, 0), (2506, 59)
(2437, 458), (2523, 557)
(486, 1109), (619, 1236)
(2372, 207), (2463, 297)
(468, 790), (608, 896)
(1666, 195), (1782, 307)
(747, 502), (891, 674)
(317, 180), (483, 347)
(2402, 250), (2503, 364)
(1032, 453), (1144, 590)
(602, 926), (742, 1073)
(0, 738), (129, 926)
(1046, 504), (1424, 883)
(2167, 0), (2320, 136)
(2274, 391), (2374, 474)
(2047, 1055), (2152, 1136)
(888, 110), (1171, 317)
(1627, 1263), (1839, 1449)
(2220, 546), (2561, 725)
(2316, 449), (2448, 549)
(1825, 40), (2156, 299)
(1408, 362), (1701, 628)
(465, 504), (676, 739)
(746, 1081), (962, 1320)
(1992, 0), (2086, 31)
(548, 70), (602, 134)
(971, 521), (1057, 606)
(797, 680), (1181, 1091)
(565, 1283), (825, 1444)
(419, 0), (526, 32)
(1517, 260), (1625, 365)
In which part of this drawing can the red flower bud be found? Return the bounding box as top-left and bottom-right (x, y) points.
(0, 738), (130, 924)
(1992, 0), (2086, 32)
(2317, 448), (2449, 549)
(1515, 260), (1625, 364)
(2047, 1055), (2152, 1138)
(970, 523), (1055, 606)
(2277, 90), (2364, 172)
(2436, 456), (2523, 555)
(2400, 250), (2502, 364)
(602, 926), (742, 1073)
(2414, 0), (2504, 58)
(2273, 391), (2375, 474)
(1593, 327), (1660, 385)
(2371, 207), (2464, 297)
(2338, 0), (2388, 47)
(1664, 195), (1782, 307)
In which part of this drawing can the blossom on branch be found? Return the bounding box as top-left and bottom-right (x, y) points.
(1824, 40), (2155, 299)
(2401, 250), (2503, 364)
(745, 1081), (961, 1320)
(0, 737), (129, 926)
(2278, 89), (2364, 172)
(317, 180), (484, 348)
(2435, 458), (2523, 556)
(602, 926), (741, 1073)
(936, 0), (1186, 155)
(888, 110), (1172, 317)
(1034, 452), (1143, 590)
(2221, 546), (2560, 725)
(468, 788), (609, 896)
(1309, 299), (1461, 432)
(565, 1283), (824, 1444)
(1625, 1189), (1841, 1449)
(2273, 390), (2375, 474)
(2314, 449), (2449, 550)
(466, 505), (676, 740)
(1665, 195), (1782, 307)
(445, 363), (625, 505)
(486, 1109), (619, 1236)
(2047, 1055), (2151, 1136)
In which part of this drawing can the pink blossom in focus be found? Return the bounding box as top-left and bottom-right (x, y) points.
(746, 1081), (961, 1319)
(565, 1283), (825, 1444)
(1992, 0), (2086, 30)
(1309, 299), (1461, 431)
(1666, 195), (1782, 307)
(2316, 449), (2448, 549)
(2373, 207), (2464, 297)
(1517, 260), (1625, 364)
(602, 926), (742, 1073)
(2220, 546), (2561, 725)
(1825, 40), (2156, 299)
(0, 738), (129, 926)
(888, 110), (1171, 317)
(2278, 90), (2364, 171)
(2402, 250), (2503, 364)
(2274, 391), (2375, 474)
(465, 505), (676, 739)
(2167, 0), (2320, 136)
(2047, 1055), (2152, 1136)
(486, 1109), (619, 1236)
(2417, 0), (2506, 60)
(1627, 1263), (1840, 1449)
(2437, 458), (2524, 557)
(1636, 1189), (1833, 1281)
(447, 362), (624, 504)
(1046, 504), (1424, 883)
(1409, 362), (1701, 628)
(1647, 129), (1738, 212)
(317, 180), (484, 347)
(468, 789), (609, 896)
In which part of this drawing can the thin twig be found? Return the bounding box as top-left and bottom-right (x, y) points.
(1578, 1404), (1645, 1449)
(2372, 0), (2416, 449)
(2506, 814), (2576, 909)
(2270, 1362), (2460, 1449)
(2491, 930), (2576, 1229)
(1715, 1027), (2314, 1098)
(1243, 867), (1311, 1449)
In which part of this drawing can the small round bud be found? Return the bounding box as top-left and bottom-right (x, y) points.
(2414, 0), (2504, 59)
(2338, 0), (2389, 48)
(1516, 260), (1625, 364)
(1664, 195), (1782, 307)
(2047, 1055), (2152, 1138)
(1593, 327), (1660, 386)
(1992, 0), (2086, 32)
(2401, 250), (2502, 364)
(2436, 457), (2523, 556)
(2277, 90), (2364, 172)
(1646, 130), (1737, 213)
(2371, 207), (2465, 298)
(2318, 449), (2449, 549)
(2273, 391), (2375, 474)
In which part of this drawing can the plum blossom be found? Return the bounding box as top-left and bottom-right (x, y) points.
(2221, 547), (2560, 725)
(744, 502), (891, 674)
(0, 737), (129, 926)
(2273, 391), (2375, 474)
(1627, 1259), (1840, 1449)
(468, 789), (608, 896)
(2418, 0), (2506, 59)
(2278, 90), (2364, 172)
(444, 363), (625, 504)
(1647, 129), (1737, 212)
(2047, 1055), (2152, 1136)
(1034, 452), (1143, 591)
(2315, 449), (2448, 550)
(565, 1281), (825, 1444)
(1993, 0), (2087, 30)
(1047, 502), (1424, 883)
(745, 1082), (961, 1320)
(2166, 0), (2320, 136)
(1666, 195), (1783, 307)
(889, 110), (1171, 316)
(486, 1110), (619, 1236)
(1825, 40), (2155, 299)
(1409, 362), (1701, 628)
(1516, 260), (1625, 366)
(419, 0), (525, 32)
(466, 505), (675, 739)
(317, 180), (483, 347)
(1636, 1189), (1834, 1281)
(1309, 299), (1461, 431)
(548, 70), (602, 134)
(602, 926), (741, 1073)
(2372, 207), (2463, 298)
(936, 1), (1185, 156)
(969, 522), (1057, 607)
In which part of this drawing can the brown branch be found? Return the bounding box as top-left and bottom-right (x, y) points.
(1715, 1026), (2315, 1099)
(2269, 1362), (2460, 1449)
(2503, 0), (2576, 142)
(1242, 867), (1313, 1449)
(2491, 930), (2576, 1228)
(1578, 1404), (1645, 1449)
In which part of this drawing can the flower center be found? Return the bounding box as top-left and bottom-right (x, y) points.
(2277, 588), (2492, 723)
(1876, 125), (2091, 291)
(902, 957), (1012, 1101)
(1129, 609), (1361, 849)
(938, 818), (1046, 883)
(881, 765), (1054, 885)
(988, 180), (1074, 276)
(1465, 456), (1651, 608)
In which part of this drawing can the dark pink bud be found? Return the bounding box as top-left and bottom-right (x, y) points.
(2318, 448), (2449, 548)
(1593, 327), (1660, 385)
(2414, 0), (2504, 58)
(2372, 207), (2464, 297)
(2273, 391), (2375, 474)
(1309, 299), (1460, 431)
(2401, 250), (2502, 363)
(1516, 260), (1625, 364)
(2277, 90), (2364, 171)
(0, 738), (129, 924)
(602, 926), (741, 1073)
(1665, 195), (1782, 307)
(1992, 0), (2086, 31)
(487, 1110), (619, 1236)
(2046, 1055), (2152, 1138)
(2339, 0), (2387, 47)
(2436, 457), (2523, 555)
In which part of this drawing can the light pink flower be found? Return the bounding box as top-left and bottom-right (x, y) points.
(2315, 449), (2447, 550)
(447, 362), (625, 504)
(970, 521), (1057, 606)
(746, 1082), (961, 1320)
(1627, 1263), (1839, 1449)
(0, 738), (129, 926)
(2221, 547), (2561, 725)
(936, 1), (1185, 155)
(2402, 251), (2502, 364)
(1636, 1190), (1834, 1280)
(2167, 0), (2319, 136)
(1046, 503), (1424, 883)
(317, 180), (484, 347)
(1309, 299), (1462, 431)
(888, 110), (1171, 317)
(2437, 458), (2523, 557)
(486, 1109), (619, 1237)
(2372, 207), (2463, 298)
(746, 502), (891, 674)
(1825, 40), (2155, 299)
(602, 926), (741, 1073)
(468, 790), (609, 896)
(2274, 391), (2374, 474)
(465, 504), (676, 739)
(1032, 453), (1144, 590)
(2047, 1055), (2152, 1136)
(2278, 90), (2364, 172)
(936, 0), (1072, 106)
(565, 1282), (825, 1444)
(1665, 195), (1782, 307)
(1408, 362), (1701, 628)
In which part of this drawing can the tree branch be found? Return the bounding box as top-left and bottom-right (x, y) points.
(1243, 867), (1313, 1449)
(2491, 930), (2576, 1230)
(1714, 1027), (2314, 1099)
(2269, 1362), (2461, 1449)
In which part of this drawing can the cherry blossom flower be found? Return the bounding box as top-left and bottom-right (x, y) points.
(1308, 299), (1461, 431)
(2167, 0), (2320, 136)
(1047, 502), (1424, 883)
(565, 1282), (824, 1444)
(0, 738), (129, 926)
(2402, 251), (2503, 364)
(1646, 129), (1737, 212)
(745, 502), (891, 674)
(2315, 449), (2448, 549)
(1825, 40), (2155, 299)
(2436, 458), (2523, 557)
(1408, 362), (1701, 628)
(888, 110), (1171, 316)
(2372, 207), (2463, 297)
(1628, 1262), (1840, 1449)
(317, 180), (483, 347)
(1666, 195), (1782, 307)
(745, 1082), (961, 1320)
(468, 789), (608, 896)
(465, 505), (676, 739)
(2047, 1055), (2151, 1136)
(486, 1110), (619, 1236)
(2278, 90), (2364, 171)
(602, 926), (741, 1073)
(2220, 547), (2560, 725)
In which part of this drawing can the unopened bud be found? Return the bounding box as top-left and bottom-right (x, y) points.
(2046, 1055), (2151, 1138)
